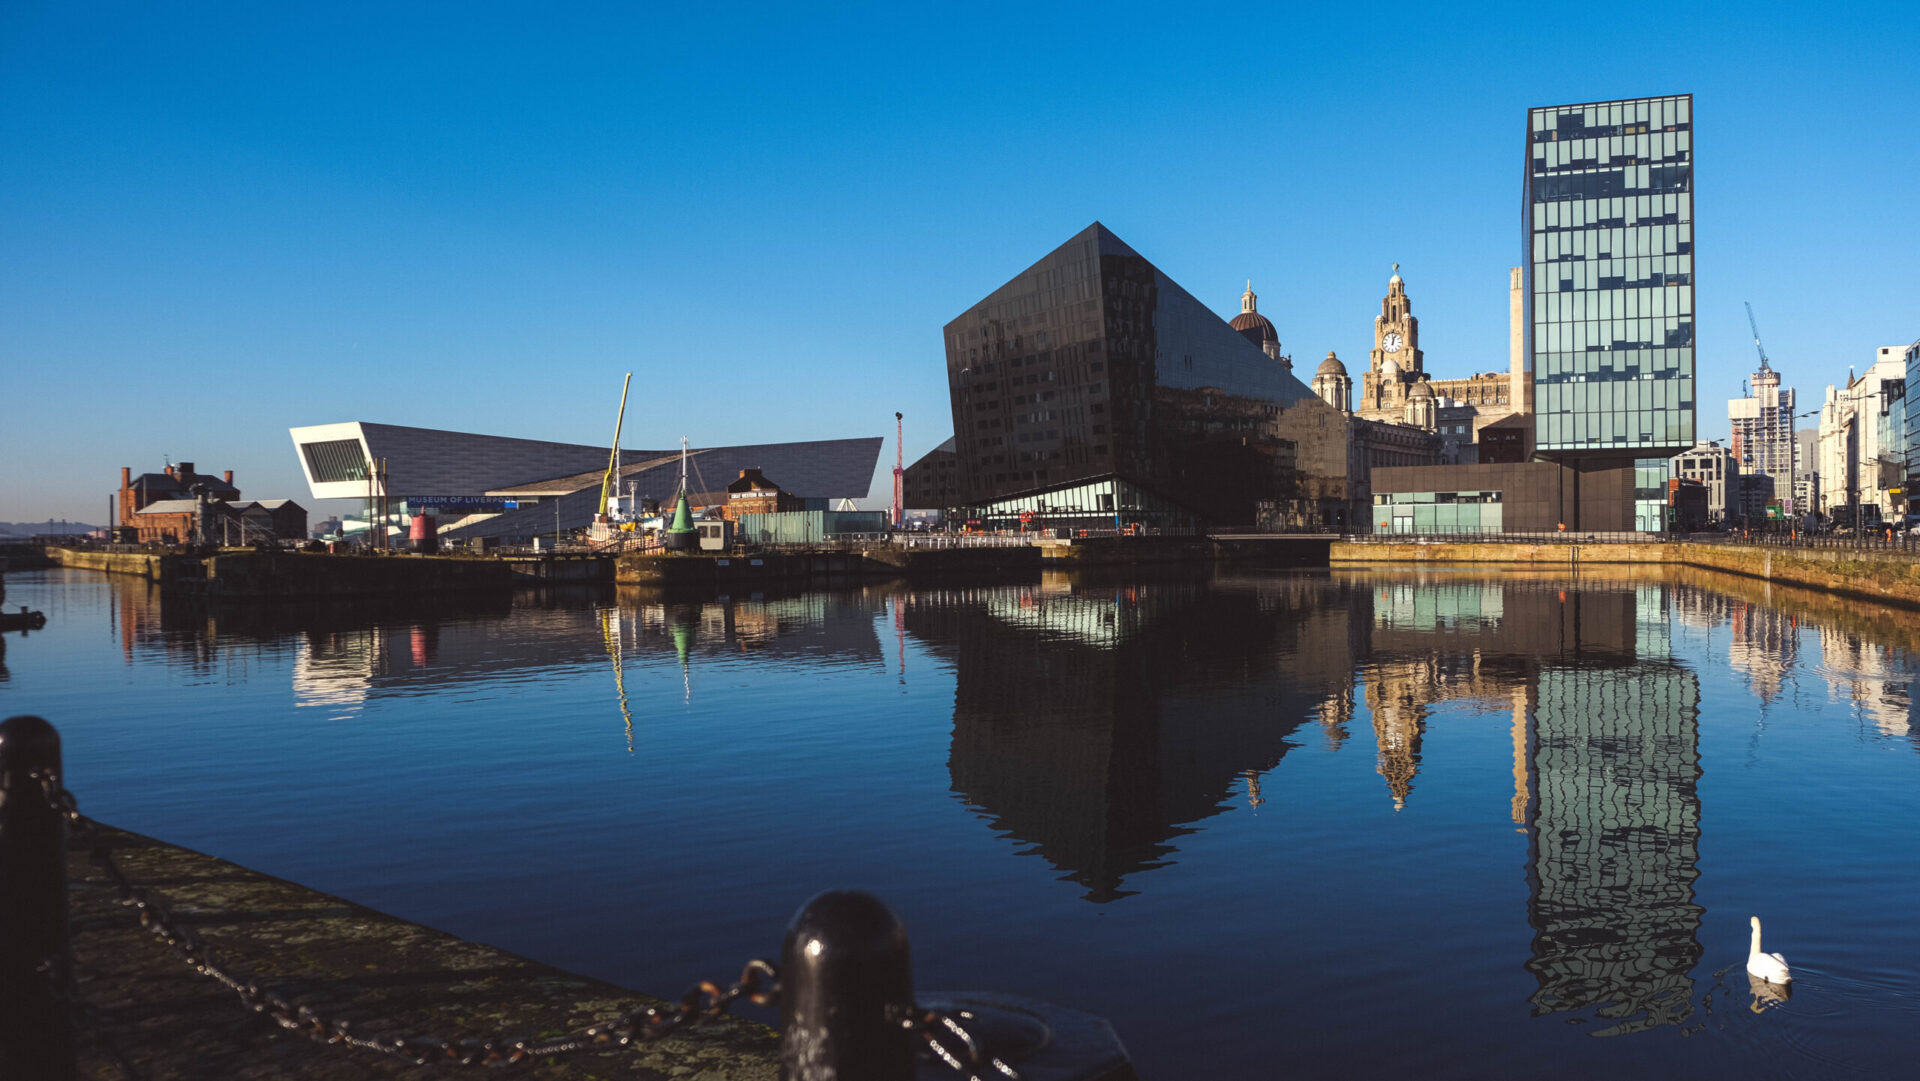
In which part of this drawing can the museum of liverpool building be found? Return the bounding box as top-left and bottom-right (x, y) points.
(943, 222), (1350, 532)
(289, 421), (882, 541)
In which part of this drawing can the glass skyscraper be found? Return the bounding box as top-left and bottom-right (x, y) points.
(1526, 96), (1695, 459)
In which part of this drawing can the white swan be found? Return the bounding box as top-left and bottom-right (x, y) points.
(1747, 916), (1791, 984)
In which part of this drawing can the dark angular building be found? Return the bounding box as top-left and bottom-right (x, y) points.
(943, 223), (1349, 531)
(901, 437), (961, 512)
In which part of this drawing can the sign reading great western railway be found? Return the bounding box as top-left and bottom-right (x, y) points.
(402, 496), (520, 513)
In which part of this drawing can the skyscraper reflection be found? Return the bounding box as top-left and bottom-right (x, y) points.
(1522, 662), (1703, 1034)
(1344, 572), (1705, 1032)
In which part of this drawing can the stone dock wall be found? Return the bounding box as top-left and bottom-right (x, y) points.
(69, 823), (776, 1079)
(1331, 540), (1920, 608)
(45, 547), (168, 579)
(47, 548), (522, 598)
(616, 545), (1041, 586)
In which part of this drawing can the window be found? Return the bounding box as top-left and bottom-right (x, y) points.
(301, 440), (369, 483)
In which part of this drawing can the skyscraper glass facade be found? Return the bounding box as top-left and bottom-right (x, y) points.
(1526, 95), (1695, 457)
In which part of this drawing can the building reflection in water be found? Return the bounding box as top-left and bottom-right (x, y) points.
(904, 572), (1354, 902)
(1347, 572), (1704, 1035)
(902, 565), (1712, 1029)
(1523, 662), (1702, 1035)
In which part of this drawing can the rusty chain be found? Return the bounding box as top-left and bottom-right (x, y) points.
(34, 768), (778, 1066)
(896, 1005), (1023, 1080)
(31, 769), (1019, 1077)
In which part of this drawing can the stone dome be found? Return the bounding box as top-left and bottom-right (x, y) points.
(1231, 281), (1279, 350)
(1316, 351), (1347, 378)
(1380, 358), (1402, 380)
(1408, 378), (1435, 399)
(1230, 310), (1278, 347)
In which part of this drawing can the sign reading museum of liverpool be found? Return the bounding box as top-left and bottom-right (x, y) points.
(402, 496), (520, 513)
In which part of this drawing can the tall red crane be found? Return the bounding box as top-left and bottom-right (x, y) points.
(892, 411), (904, 529)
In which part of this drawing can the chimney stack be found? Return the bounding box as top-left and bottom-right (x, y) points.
(224, 470), (233, 485)
(121, 467), (131, 488)
(164, 465), (174, 477)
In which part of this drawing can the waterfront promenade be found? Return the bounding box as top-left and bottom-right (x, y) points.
(63, 822), (776, 1079)
(1331, 536), (1920, 608)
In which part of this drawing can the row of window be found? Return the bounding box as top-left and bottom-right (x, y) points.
(1536, 413), (1692, 448)
(1529, 166), (1690, 203)
(1533, 192), (1688, 230)
(1532, 96), (1690, 135)
(1538, 226), (1691, 258)
(1539, 257), (1694, 294)
(1376, 491), (1506, 504)
(1531, 121), (1690, 143)
(1530, 145), (1690, 175)
(1537, 287), (1691, 322)
(1539, 382), (1691, 412)
(1534, 320), (1695, 353)
(1556, 271), (1692, 290)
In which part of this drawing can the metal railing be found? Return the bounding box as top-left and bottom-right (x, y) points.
(1339, 530), (1670, 544)
(1334, 529), (1920, 555)
(0, 716), (1133, 1081)
(1680, 530), (1920, 553)
(883, 533), (1036, 549)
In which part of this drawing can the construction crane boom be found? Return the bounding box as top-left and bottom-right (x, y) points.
(597, 373), (633, 517)
(1744, 301), (1771, 372)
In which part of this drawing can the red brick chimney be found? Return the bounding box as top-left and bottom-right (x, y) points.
(121, 467), (131, 488)
(164, 465), (174, 477)
(224, 470), (233, 485)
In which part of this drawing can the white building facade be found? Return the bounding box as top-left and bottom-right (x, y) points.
(1815, 349), (1908, 524)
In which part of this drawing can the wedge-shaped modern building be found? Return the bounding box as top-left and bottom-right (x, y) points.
(943, 223), (1349, 531)
(289, 421), (882, 540)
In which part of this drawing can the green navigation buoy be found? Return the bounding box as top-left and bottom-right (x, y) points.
(663, 489), (698, 551)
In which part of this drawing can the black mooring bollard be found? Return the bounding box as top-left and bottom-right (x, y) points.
(781, 889), (917, 1081)
(779, 889), (1137, 1081)
(0, 715), (75, 1081)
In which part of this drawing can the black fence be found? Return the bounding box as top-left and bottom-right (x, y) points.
(1338, 530), (1669, 544)
(0, 715), (1133, 1081)
(1336, 530), (1920, 553)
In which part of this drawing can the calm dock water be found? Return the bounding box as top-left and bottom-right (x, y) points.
(4, 565), (1918, 1079)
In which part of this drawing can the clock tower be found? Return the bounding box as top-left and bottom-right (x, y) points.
(1369, 268), (1422, 376)
(1359, 268), (1424, 416)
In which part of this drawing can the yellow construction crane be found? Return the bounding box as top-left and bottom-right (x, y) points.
(597, 373), (633, 518)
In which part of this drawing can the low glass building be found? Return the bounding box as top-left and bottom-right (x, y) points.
(943, 223), (1349, 531)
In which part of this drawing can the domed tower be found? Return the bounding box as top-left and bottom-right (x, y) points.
(1230, 281), (1290, 371)
(1313, 351), (1351, 413)
(1405, 375), (1438, 430)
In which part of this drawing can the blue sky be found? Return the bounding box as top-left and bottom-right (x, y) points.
(3, 1), (1914, 524)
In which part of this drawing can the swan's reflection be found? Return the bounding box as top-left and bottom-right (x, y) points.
(1747, 972), (1792, 1013)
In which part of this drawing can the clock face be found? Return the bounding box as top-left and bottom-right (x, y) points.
(1383, 332), (1403, 353)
